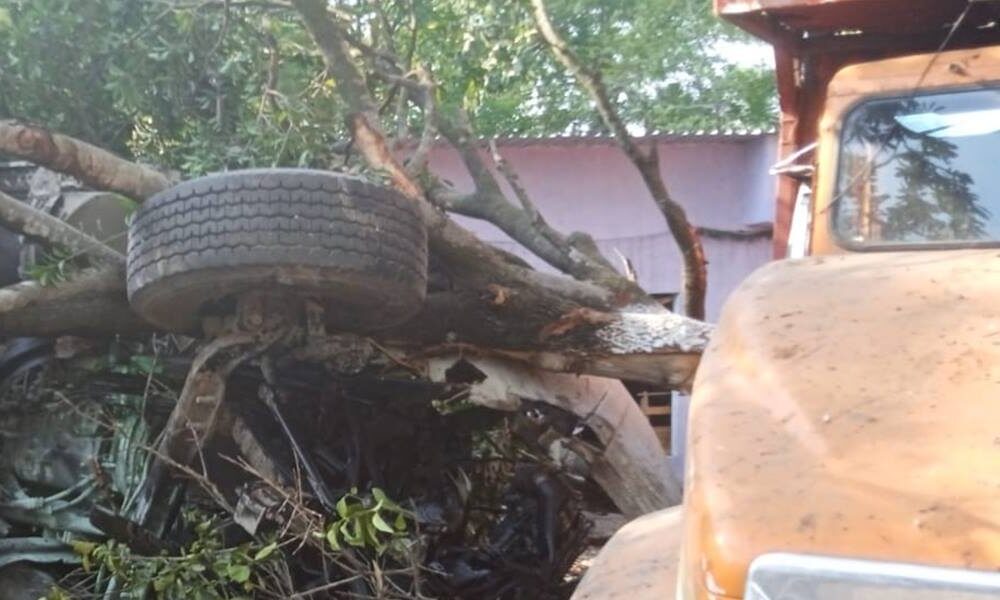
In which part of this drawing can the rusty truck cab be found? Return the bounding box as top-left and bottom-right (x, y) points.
(574, 2), (1000, 599)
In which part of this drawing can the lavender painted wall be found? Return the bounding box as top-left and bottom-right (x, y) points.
(426, 133), (777, 321)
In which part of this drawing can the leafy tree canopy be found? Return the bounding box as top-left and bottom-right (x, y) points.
(0, 0), (775, 176)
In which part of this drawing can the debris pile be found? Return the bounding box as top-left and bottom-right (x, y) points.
(0, 333), (622, 599)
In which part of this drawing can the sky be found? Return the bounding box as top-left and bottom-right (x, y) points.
(715, 39), (776, 69)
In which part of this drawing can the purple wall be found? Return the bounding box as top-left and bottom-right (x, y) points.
(426, 133), (777, 321)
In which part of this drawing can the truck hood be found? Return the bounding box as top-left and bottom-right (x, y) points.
(684, 250), (1000, 598)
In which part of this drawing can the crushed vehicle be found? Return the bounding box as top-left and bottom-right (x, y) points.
(575, 1), (1000, 599)
(0, 167), (678, 599)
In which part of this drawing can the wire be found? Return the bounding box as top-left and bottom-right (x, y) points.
(817, 0), (977, 221)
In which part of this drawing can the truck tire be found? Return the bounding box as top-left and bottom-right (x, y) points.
(126, 169), (427, 334)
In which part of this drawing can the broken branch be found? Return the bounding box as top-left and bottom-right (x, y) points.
(0, 266), (152, 337)
(403, 67), (437, 177)
(434, 110), (642, 296)
(0, 120), (170, 202)
(0, 189), (124, 264)
(488, 139), (541, 223)
(529, 0), (709, 319)
(385, 290), (712, 389)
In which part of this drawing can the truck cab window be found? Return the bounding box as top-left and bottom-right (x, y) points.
(834, 87), (1000, 247)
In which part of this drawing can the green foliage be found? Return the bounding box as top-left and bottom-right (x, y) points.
(322, 488), (411, 555)
(23, 246), (80, 286)
(1, 0), (775, 177)
(0, 0), (343, 174)
(69, 513), (280, 599)
(405, 0), (776, 135)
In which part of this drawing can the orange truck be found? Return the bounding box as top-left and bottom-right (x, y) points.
(573, 1), (1000, 598)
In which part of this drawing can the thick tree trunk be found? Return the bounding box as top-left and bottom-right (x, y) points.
(0, 271), (707, 388)
(386, 290), (710, 388)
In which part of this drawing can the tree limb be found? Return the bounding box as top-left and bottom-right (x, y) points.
(290, 0), (711, 388)
(403, 67), (437, 177)
(0, 120), (171, 202)
(290, 0), (623, 301)
(0, 190), (124, 264)
(0, 266), (152, 337)
(488, 139), (541, 222)
(529, 0), (709, 319)
(383, 290), (711, 389)
(0, 4), (711, 392)
(434, 110), (642, 296)
(362, 36), (639, 293)
(290, 0), (421, 199)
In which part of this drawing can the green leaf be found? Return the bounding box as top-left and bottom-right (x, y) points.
(226, 563), (252, 584)
(394, 513), (407, 531)
(371, 512), (394, 534)
(343, 519), (365, 548)
(325, 527), (341, 552)
(70, 540), (97, 557)
(361, 518), (382, 552)
(336, 494), (350, 519)
(253, 542), (278, 561)
(153, 573), (175, 591)
(371, 487), (401, 511)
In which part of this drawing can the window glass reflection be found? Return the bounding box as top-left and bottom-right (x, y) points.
(834, 87), (1000, 245)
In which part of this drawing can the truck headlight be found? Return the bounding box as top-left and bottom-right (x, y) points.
(745, 553), (1000, 600)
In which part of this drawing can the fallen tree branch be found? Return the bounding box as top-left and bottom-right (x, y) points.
(433, 111), (641, 296)
(0, 266), (153, 337)
(290, 0), (640, 305)
(697, 224), (773, 240)
(0, 6), (713, 389)
(357, 21), (644, 299)
(289, 0), (711, 388)
(0, 190), (124, 264)
(529, 0), (709, 319)
(290, 0), (421, 199)
(385, 290), (712, 389)
(402, 66), (437, 177)
(488, 139), (542, 223)
(0, 120), (170, 202)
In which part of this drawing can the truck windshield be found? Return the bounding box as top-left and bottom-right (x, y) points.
(834, 86), (1000, 246)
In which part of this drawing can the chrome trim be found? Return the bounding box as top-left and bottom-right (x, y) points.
(745, 553), (1000, 600)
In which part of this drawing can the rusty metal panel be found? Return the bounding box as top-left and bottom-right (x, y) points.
(686, 248), (1000, 597)
(715, 0), (997, 258)
(716, 0), (975, 43)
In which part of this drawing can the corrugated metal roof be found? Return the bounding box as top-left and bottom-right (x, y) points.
(490, 128), (776, 147)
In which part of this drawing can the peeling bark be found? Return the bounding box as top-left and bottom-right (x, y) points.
(391, 292), (710, 389)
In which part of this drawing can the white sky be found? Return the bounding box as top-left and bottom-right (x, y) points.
(715, 40), (775, 69)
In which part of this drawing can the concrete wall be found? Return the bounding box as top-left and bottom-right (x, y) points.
(426, 134), (777, 321)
